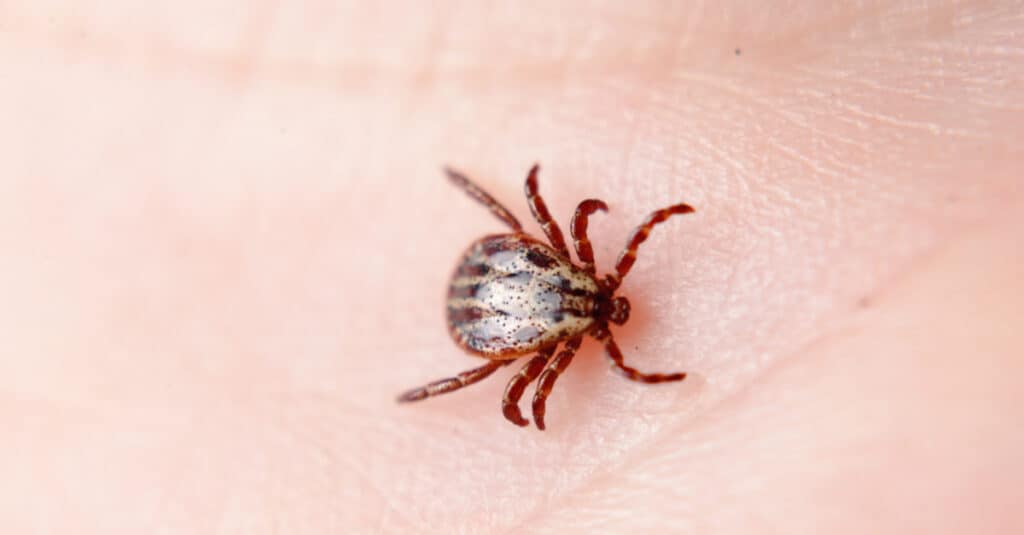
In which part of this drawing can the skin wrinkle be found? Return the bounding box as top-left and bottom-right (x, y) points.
(3, 3), (992, 92)
(290, 393), (419, 530)
(658, 76), (876, 189)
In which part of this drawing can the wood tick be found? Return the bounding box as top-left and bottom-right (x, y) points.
(398, 164), (695, 430)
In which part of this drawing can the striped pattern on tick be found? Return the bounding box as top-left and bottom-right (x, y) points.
(447, 234), (600, 358)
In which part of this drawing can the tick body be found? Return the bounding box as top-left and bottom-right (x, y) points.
(398, 164), (695, 430)
(447, 234), (599, 358)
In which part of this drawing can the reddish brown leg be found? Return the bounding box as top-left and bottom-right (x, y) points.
(531, 336), (583, 430)
(445, 167), (523, 231)
(603, 333), (687, 383)
(502, 345), (557, 426)
(606, 203), (695, 290)
(397, 360), (512, 403)
(524, 164), (571, 257)
(570, 199), (608, 274)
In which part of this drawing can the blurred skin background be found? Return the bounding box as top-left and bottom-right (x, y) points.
(1, 1), (1022, 533)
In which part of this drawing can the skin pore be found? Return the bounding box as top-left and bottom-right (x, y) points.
(1, 1), (1022, 533)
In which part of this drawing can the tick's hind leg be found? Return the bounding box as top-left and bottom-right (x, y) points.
(397, 360), (512, 403)
(524, 165), (571, 257)
(606, 203), (695, 290)
(571, 199), (608, 274)
(502, 345), (557, 426)
(531, 336), (583, 430)
(445, 167), (523, 231)
(603, 333), (687, 383)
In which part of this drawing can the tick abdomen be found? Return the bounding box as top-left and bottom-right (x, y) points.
(447, 234), (599, 358)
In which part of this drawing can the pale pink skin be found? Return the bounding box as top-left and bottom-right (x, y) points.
(1, 2), (1023, 533)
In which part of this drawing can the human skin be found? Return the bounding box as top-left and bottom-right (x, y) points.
(1, 1), (1023, 533)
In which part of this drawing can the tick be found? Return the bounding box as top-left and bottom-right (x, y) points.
(398, 164), (695, 430)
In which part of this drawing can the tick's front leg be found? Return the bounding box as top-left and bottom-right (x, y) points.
(606, 203), (695, 290)
(570, 199), (608, 274)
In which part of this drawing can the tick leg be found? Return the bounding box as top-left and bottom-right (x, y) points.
(524, 164), (571, 257)
(570, 199), (608, 274)
(397, 360), (512, 403)
(603, 333), (687, 383)
(445, 166), (523, 231)
(502, 345), (557, 427)
(606, 203), (695, 290)
(531, 336), (583, 430)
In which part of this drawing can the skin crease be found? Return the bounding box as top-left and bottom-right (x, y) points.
(0, 0), (1022, 533)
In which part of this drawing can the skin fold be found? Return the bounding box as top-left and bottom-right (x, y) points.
(0, 1), (1022, 533)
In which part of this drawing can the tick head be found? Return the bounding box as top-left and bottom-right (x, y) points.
(610, 296), (631, 325)
(594, 290), (631, 325)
